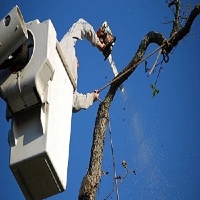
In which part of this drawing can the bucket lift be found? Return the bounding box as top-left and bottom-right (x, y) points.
(0, 6), (76, 199)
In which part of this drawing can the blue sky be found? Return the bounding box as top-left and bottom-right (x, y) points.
(0, 1), (200, 199)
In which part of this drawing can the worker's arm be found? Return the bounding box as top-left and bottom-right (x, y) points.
(72, 90), (99, 113)
(61, 18), (102, 47)
(59, 18), (104, 83)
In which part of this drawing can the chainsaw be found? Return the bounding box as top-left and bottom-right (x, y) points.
(97, 21), (124, 92)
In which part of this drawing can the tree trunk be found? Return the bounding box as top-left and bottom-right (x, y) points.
(78, 2), (200, 199)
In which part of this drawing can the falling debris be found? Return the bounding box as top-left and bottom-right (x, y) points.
(102, 171), (109, 176)
(122, 160), (128, 169)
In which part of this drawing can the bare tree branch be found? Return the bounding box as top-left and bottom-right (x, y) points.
(78, 3), (200, 200)
(171, 0), (182, 35)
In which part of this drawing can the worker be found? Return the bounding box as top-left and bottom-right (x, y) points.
(60, 18), (105, 112)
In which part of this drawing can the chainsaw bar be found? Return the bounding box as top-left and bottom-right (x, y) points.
(108, 54), (124, 92)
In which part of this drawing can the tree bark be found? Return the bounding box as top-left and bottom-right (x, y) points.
(78, 2), (200, 199)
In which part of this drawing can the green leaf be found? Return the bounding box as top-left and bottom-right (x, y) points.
(150, 84), (159, 98)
